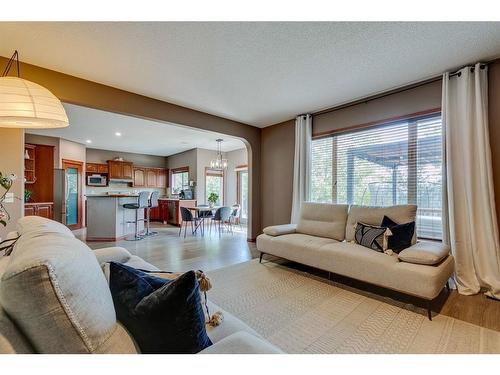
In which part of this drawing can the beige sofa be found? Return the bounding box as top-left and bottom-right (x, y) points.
(257, 203), (454, 320)
(0, 216), (281, 354)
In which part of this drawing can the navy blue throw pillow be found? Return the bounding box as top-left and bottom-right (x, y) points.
(109, 262), (212, 353)
(380, 215), (415, 253)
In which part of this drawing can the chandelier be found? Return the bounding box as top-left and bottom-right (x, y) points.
(210, 139), (228, 170)
(0, 50), (69, 129)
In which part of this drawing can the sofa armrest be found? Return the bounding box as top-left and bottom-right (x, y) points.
(262, 224), (297, 237)
(398, 241), (451, 266)
(199, 331), (282, 354)
(93, 246), (132, 264)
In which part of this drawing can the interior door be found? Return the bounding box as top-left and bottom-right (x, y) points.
(62, 159), (83, 230)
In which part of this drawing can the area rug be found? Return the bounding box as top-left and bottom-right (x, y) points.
(207, 259), (500, 353)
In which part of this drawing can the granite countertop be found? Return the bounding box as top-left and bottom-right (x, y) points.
(86, 194), (139, 198)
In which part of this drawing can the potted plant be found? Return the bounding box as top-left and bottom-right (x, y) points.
(0, 172), (17, 227)
(24, 189), (33, 203)
(207, 192), (219, 208)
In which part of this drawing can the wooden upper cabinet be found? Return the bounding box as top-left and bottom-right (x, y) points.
(133, 167), (146, 187)
(157, 169), (167, 188)
(98, 164), (109, 174)
(86, 163), (108, 174)
(122, 162), (133, 179)
(86, 163), (99, 173)
(108, 161), (123, 179)
(146, 169), (158, 187)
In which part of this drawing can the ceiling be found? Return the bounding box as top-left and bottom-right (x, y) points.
(2, 22), (500, 127)
(27, 103), (246, 156)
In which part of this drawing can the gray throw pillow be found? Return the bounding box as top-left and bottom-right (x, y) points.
(354, 222), (391, 252)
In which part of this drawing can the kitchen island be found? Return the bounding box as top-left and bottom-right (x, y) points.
(86, 195), (145, 241)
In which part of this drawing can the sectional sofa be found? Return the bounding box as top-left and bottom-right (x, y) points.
(0, 216), (281, 354)
(257, 203), (454, 320)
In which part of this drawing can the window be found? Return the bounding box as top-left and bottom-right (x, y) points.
(311, 113), (443, 239)
(171, 167), (189, 194)
(237, 167), (249, 221)
(205, 168), (224, 205)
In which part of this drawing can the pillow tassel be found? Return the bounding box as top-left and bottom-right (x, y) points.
(196, 270), (212, 292)
(207, 311), (224, 327)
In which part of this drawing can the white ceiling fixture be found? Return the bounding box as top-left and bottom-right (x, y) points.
(0, 50), (68, 129)
(86, 139), (92, 144)
(210, 139), (228, 170)
(27, 103), (246, 156)
(2, 23), (500, 127)
(115, 132), (121, 136)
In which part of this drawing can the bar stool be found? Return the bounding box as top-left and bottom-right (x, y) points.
(144, 191), (159, 237)
(123, 191), (150, 241)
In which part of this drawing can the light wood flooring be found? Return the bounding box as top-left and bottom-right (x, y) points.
(79, 223), (500, 332)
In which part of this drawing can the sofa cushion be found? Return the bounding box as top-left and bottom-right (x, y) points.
(318, 242), (454, 299)
(346, 205), (417, 244)
(16, 215), (74, 238)
(0, 307), (34, 354)
(205, 301), (262, 344)
(398, 241), (450, 265)
(93, 246), (132, 265)
(0, 231), (136, 353)
(199, 331), (282, 354)
(296, 203), (348, 240)
(257, 233), (337, 270)
(263, 224), (297, 236)
(109, 262), (212, 354)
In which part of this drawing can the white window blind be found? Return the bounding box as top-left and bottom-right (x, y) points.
(311, 114), (443, 239)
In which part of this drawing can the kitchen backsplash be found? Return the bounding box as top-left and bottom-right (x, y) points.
(87, 181), (166, 196)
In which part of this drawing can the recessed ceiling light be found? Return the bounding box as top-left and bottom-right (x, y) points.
(115, 132), (121, 136)
(86, 139), (92, 144)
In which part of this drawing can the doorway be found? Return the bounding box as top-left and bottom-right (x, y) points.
(237, 167), (248, 224)
(62, 159), (83, 230)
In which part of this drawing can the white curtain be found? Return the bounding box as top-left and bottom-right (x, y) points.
(442, 63), (500, 300)
(291, 114), (312, 224)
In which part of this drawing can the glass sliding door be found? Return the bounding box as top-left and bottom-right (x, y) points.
(237, 169), (248, 223)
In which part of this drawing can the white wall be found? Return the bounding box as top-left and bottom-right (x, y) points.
(0, 129), (24, 238)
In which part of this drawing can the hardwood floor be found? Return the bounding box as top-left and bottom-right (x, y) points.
(79, 223), (500, 332)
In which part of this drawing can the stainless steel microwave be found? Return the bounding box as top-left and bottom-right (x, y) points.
(87, 174), (107, 186)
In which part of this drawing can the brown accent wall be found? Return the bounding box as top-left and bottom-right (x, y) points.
(0, 129), (24, 238)
(260, 120), (295, 228)
(0, 56), (261, 239)
(313, 79), (443, 137)
(488, 60), (500, 228)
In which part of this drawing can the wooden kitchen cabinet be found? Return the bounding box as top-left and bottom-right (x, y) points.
(86, 163), (108, 174)
(86, 163), (99, 173)
(133, 167), (146, 187)
(166, 199), (196, 226)
(108, 161), (133, 179)
(98, 164), (109, 173)
(159, 200), (168, 224)
(157, 169), (167, 188)
(146, 169), (157, 187)
(25, 202), (53, 220)
(122, 162), (133, 179)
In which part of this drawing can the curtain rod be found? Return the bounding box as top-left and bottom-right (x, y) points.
(312, 61), (491, 117)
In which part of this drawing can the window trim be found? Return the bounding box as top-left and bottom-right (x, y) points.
(205, 167), (225, 205)
(170, 166), (189, 192)
(312, 108), (441, 140)
(311, 110), (443, 241)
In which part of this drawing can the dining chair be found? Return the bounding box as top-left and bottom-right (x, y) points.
(210, 206), (232, 236)
(197, 204), (213, 234)
(229, 204), (241, 231)
(179, 207), (201, 238)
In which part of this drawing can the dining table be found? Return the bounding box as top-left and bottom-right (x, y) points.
(188, 206), (220, 235)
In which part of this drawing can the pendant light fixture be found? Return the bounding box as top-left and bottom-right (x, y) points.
(0, 50), (69, 129)
(210, 139), (228, 170)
